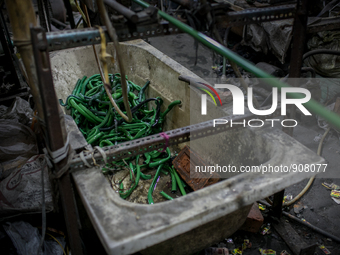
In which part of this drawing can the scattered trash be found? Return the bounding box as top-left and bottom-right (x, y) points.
(283, 195), (293, 204)
(205, 247), (229, 255)
(242, 239), (251, 250)
(225, 238), (235, 250)
(230, 248), (242, 255)
(318, 245), (331, 254)
(259, 248), (276, 255)
(293, 202), (305, 214)
(280, 251), (290, 255)
(260, 223), (271, 235)
(330, 190), (340, 198)
(314, 133), (323, 143)
(226, 238), (233, 243)
(259, 203), (266, 211)
(322, 182), (340, 190)
(331, 197), (340, 204)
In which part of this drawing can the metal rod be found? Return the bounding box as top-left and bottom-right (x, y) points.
(283, 0), (308, 136)
(70, 110), (280, 170)
(132, 0), (340, 131)
(63, 0), (76, 28)
(4, 0), (44, 118)
(259, 200), (340, 243)
(104, 0), (138, 23)
(282, 211), (340, 243)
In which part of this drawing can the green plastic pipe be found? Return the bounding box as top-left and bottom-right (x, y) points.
(132, 0), (340, 131)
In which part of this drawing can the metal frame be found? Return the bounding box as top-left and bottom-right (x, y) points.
(31, 26), (84, 254)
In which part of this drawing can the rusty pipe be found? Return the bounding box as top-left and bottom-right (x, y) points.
(104, 0), (138, 23)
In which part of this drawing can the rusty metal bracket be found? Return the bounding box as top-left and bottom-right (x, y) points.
(69, 110), (280, 171)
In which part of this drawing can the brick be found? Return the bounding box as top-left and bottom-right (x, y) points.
(239, 202), (264, 233)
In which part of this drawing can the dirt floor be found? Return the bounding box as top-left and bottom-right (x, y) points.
(148, 33), (340, 254)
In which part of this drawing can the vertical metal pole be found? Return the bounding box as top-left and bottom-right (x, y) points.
(63, 0), (76, 28)
(0, 14), (21, 90)
(4, 0), (44, 118)
(282, 0), (308, 137)
(31, 26), (84, 255)
(272, 190), (285, 218)
(275, 0), (308, 217)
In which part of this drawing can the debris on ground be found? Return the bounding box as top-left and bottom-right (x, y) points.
(205, 247), (229, 255)
(322, 182), (340, 190)
(318, 245), (331, 254)
(259, 248), (276, 254)
(293, 202), (305, 214)
(330, 190), (340, 198)
(331, 197), (340, 205)
(259, 203), (266, 211)
(283, 195), (293, 204)
(280, 250), (290, 255)
(230, 247), (242, 254)
(260, 223), (271, 235)
(242, 239), (251, 250)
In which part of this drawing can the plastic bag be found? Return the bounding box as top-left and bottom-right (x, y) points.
(0, 120), (38, 178)
(0, 97), (33, 125)
(3, 221), (65, 255)
(0, 155), (53, 216)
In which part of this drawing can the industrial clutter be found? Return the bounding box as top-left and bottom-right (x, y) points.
(0, 0), (340, 254)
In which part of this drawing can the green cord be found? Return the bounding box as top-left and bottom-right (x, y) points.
(160, 191), (173, 200)
(60, 74), (182, 202)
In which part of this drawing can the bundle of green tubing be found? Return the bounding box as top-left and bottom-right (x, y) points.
(60, 73), (184, 203)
